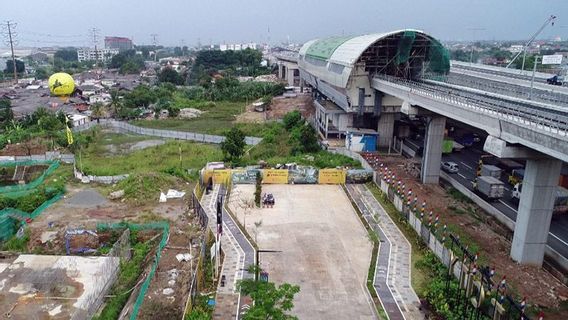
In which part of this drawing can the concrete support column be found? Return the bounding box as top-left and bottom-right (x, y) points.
(420, 116), (446, 184)
(511, 158), (562, 265)
(287, 68), (295, 86)
(377, 113), (395, 149)
(277, 63), (283, 79)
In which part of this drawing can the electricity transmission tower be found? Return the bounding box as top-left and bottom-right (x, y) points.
(90, 27), (100, 64)
(2, 21), (19, 83)
(150, 34), (158, 61)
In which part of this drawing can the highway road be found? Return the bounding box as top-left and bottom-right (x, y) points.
(441, 145), (568, 259)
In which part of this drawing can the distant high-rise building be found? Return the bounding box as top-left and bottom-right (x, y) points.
(104, 36), (133, 51)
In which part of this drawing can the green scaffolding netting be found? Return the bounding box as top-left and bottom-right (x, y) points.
(0, 192), (63, 241)
(97, 221), (170, 320)
(426, 38), (450, 75)
(395, 31), (416, 65)
(0, 160), (60, 194)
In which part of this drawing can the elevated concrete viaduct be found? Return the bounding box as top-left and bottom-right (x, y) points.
(292, 29), (568, 266)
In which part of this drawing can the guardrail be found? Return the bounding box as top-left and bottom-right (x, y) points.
(374, 74), (568, 136)
(73, 119), (263, 145)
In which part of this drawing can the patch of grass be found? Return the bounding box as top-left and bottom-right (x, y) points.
(112, 173), (181, 206)
(131, 101), (272, 137)
(79, 140), (222, 177)
(1, 227), (30, 252)
(448, 187), (473, 204)
(97, 132), (151, 146)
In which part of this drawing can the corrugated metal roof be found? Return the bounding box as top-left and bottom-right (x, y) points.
(299, 39), (318, 56)
(305, 36), (355, 60)
(329, 29), (424, 67)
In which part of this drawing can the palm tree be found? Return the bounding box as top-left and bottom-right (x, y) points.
(107, 89), (123, 117)
(90, 102), (105, 121)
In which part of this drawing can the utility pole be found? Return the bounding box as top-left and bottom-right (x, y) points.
(466, 27), (485, 64)
(90, 27), (100, 64)
(151, 34), (158, 61)
(2, 21), (19, 83)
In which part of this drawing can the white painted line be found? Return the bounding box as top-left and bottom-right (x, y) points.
(460, 162), (473, 170)
(458, 173), (468, 180)
(550, 233), (568, 248)
(498, 200), (517, 212)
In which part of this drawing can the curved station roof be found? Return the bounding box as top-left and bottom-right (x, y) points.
(299, 29), (449, 89)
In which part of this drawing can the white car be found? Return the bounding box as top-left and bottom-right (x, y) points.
(441, 161), (459, 174)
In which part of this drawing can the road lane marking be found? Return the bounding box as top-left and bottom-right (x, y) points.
(498, 200), (517, 212)
(458, 173), (467, 180)
(460, 162), (473, 170)
(551, 233), (568, 248)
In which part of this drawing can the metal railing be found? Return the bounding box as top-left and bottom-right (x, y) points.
(374, 74), (568, 136)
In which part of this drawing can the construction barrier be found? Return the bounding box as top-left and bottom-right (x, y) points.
(0, 160), (60, 194)
(318, 169), (346, 184)
(202, 167), (373, 185)
(212, 169), (232, 185)
(262, 169), (289, 184)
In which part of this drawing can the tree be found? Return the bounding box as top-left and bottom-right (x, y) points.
(4, 60), (25, 74)
(221, 128), (246, 162)
(283, 111), (302, 131)
(0, 99), (13, 129)
(290, 123), (319, 155)
(237, 277), (300, 320)
(158, 68), (185, 85)
(54, 49), (78, 62)
(107, 90), (124, 116)
(254, 171), (262, 207)
(35, 67), (49, 80)
(90, 103), (105, 120)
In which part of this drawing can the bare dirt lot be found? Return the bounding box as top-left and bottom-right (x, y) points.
(235, 94), (314, 124)
(362, 153), (568, 315)
(229, 184), (376, 320)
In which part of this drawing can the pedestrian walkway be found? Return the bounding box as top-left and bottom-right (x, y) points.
(201, 185), (243, 319)
(201, 185), (256, 319)
(346, 184), (423, 320)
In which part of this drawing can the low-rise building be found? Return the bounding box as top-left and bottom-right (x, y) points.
(77, 48), (119, 62)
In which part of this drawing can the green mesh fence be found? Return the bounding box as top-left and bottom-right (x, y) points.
(395, 31), (416, 64)
(0, 160), (60, 194)
(426, 38), (451, 75)
(0, 192), (63, 241)
(97, 221), (170, 320)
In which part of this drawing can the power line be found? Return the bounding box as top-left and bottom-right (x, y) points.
(18, 30), (86, 38)
(2, 21), (19, 83)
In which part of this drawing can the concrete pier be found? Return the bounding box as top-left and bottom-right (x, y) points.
(511, 158), (562, 265)
(421, 116), (446, 184)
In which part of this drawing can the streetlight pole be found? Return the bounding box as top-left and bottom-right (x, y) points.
(529, 56), (539, 100)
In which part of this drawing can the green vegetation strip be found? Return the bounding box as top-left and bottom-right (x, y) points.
(96, 222), (170, 320)
(341, 184), (387, 320)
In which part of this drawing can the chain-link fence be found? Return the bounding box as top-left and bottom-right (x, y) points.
(73, 119), (263, 145)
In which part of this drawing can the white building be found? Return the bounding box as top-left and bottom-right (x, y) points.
(219, 42), (258, 51)
(77, 48), (119, 62)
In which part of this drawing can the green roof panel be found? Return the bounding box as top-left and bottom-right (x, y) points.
(305, 36), (355, 61)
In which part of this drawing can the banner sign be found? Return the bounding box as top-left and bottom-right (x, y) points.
(318, 169), (346, 184)
(263, 169), (289, 184)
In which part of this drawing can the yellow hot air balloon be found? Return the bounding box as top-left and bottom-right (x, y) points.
(48, 73), (75, 96)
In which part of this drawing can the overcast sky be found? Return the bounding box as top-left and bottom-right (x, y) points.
(3, 0), (568, 47)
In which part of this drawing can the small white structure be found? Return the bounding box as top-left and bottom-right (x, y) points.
(70, 114), (89, 127)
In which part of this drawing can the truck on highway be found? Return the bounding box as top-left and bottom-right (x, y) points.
(498, 159), (524, 174)
(508, 169), (524, 186)
(511, 183), (568, 214)
(473, 176), (505, 201)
